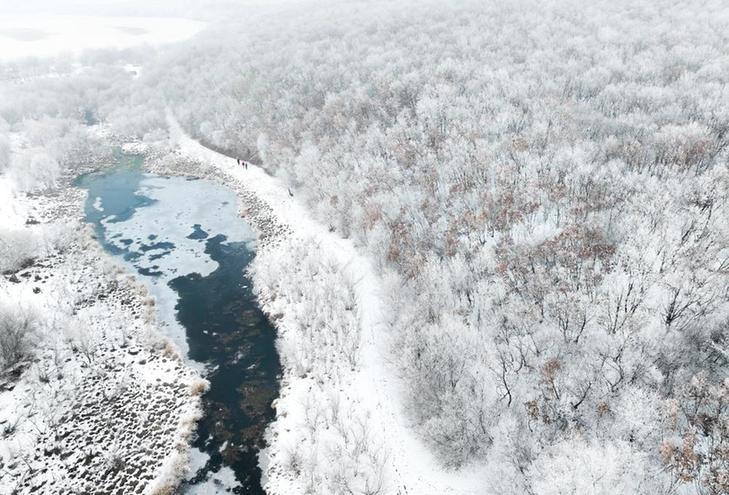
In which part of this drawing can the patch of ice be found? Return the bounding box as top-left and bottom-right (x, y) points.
(101, 175), (255, 359)
(187, 447), (210, 478)
(186, 466), (239, 494)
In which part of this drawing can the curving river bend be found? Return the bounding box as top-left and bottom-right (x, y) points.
(77, 154), (280, 494)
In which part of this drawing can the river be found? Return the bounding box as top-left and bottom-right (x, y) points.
(77, 153), (280, 494)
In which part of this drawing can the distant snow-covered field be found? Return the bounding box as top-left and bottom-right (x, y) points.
(0, 15), (205, 60)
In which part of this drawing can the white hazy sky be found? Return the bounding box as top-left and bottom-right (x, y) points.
(0, 0), (313, 19)
(0, 15), (206, 60)
(0, 0), (321, 59)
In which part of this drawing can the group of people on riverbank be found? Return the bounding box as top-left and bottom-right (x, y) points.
(234, 157), (295, 197)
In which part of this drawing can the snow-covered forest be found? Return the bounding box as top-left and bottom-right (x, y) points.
(161, 1), (729, 492)
(2, 0), (729, 493)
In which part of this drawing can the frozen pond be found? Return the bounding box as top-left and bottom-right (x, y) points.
(77, 155), (280, 494)
(0, 15), (205, 60)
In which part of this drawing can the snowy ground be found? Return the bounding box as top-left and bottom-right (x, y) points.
(0, 179), (206, 494)
(167, 118), (490, 494)
(0, 15), (205, 61)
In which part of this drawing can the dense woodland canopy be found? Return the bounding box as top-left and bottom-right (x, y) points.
(2, 0), (729, 492)
(159, 1), (729, 492)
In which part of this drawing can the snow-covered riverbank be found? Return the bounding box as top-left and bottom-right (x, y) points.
(0, 176), (206, 494)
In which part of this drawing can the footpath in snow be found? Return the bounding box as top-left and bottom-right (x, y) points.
(168, 116), (487, 494)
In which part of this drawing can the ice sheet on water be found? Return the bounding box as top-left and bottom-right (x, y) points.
(102, 175), (256, 359)
(184, 447), (239, 494)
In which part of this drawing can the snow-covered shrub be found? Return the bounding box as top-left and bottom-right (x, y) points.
(189, 377), (209, 396)
(0, 222), (75, 274)
(0, 301), (38, 371)
(0, 227), (43, 274)
(8, 150), (60, 192)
